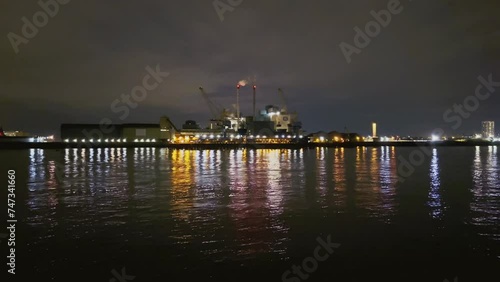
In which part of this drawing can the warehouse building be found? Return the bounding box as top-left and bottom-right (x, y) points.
(122, 124), (160, 140)
(60, 124), (122, 140)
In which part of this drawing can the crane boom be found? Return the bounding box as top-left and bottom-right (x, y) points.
(198, 87), (223, 120)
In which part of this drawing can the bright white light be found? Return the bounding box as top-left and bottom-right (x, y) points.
(97, 139), (101, 142)
(117, 139), (121, 143)
(319, 137), (325, 142)
(431, 135), (440, 141)
(105, 139), (109, 142)
(230, 134), (234, 138)
(281, 135), (285, 138)
(134, 139), (138, 142)
(89, 139), (94, 143)
(123, 139), (126, 142)
(73, 139), (78, 142)
(262, 135), (267, 138)
(140, 139), (144, 142)
(287, 135), (292, 138)
(81, 139), (86, 142)
(152, 139), (156, 142)
(64, 139), (69, 143)
(299, 135), (303, 138)
(209, 135), (214, 139)
(275, 135), (279, 138)
(256, 135), (260, 138)
(146, 139), (151, 142)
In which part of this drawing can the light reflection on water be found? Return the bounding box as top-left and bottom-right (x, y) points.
(470, 146), (500, 240)
(12, 146), (500, 272)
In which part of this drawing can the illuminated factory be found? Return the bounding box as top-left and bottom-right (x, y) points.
(171, 85), (303, 144)
(59, 84), (304, 144)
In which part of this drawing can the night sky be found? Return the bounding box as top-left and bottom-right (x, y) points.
(1, 0), (499, 137)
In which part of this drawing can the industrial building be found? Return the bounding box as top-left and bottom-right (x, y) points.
(58, 84), (306, 144)
(482, 121), (495, 139)
(196, 85), (302, 137)
(60, 124), (122, 140)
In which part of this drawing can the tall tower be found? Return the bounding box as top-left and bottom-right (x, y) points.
(253, 85), (256, 119)
(482, 121), (495, 139)
(372, 122), (377, 138)
(236, 84), (240, 119)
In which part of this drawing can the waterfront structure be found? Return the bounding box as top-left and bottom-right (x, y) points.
(122, 124), (160, 140)
(482, 121), (495, 139)
(60, 124), (122, 140)
(160, 116), (177, 141)
(61, 123), (160, 141)
(372, 122), (377, 138)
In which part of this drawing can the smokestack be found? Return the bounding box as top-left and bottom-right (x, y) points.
(253, 85), (256, 119)
(236, 84), (240, 119)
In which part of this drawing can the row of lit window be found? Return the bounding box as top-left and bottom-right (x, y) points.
(64, 139), (157, 143)
(193, 135), (304, 139)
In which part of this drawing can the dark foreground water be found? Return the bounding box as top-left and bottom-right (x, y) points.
(0, 147), (499, 281)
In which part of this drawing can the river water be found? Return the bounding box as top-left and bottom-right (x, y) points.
(0, 147), (499, 281)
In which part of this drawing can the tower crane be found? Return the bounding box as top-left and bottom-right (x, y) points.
(198, 87), (224, 120)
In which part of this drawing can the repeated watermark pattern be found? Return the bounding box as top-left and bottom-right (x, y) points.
(339, 0), (409, 64)
(213, 0), (244, 22)
(281, 235), (340, 282)
(443, 74), (500, 129)
(49, 64), (169, 185)
(396, 73), (499, 182)
(7, 0), (71, 54)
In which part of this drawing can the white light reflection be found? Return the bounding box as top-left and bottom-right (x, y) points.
(470, 146), (500, 239)
(427, 148), (443, 219)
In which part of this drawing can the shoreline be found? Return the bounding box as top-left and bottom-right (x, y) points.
(1, 140), (499, 150)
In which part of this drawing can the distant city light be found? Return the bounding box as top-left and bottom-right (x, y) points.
(431, 135), (440, 141)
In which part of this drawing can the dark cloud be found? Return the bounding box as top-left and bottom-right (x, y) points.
(1, 0), (499, 137)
